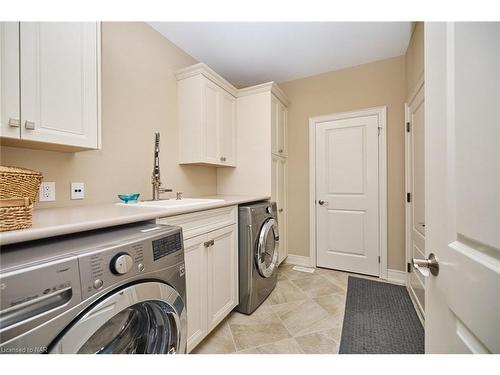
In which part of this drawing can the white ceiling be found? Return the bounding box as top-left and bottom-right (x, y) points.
(149, 22), (412, 88)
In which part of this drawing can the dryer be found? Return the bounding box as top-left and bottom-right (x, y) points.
(236, 201), (279, 314)
(0, 223), (187, 354)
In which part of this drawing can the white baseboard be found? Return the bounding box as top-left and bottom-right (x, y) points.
(284, 255), (312, 267)
(387, 269), (408, 285)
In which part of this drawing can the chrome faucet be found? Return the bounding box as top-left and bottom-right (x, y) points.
(151, 132), (172, 200)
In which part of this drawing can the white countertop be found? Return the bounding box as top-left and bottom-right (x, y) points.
(0, 195), (269, 246)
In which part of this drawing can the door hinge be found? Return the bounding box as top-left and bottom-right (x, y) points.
(378, 256), (381, 264)
(406, 122), (411, 132)
(406, 192), (411, 203)
(407, 262), (412, 273)
(378, 126), (382, 135)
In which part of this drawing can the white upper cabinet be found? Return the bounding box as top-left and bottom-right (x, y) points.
(0, 22), (101, 151)
(271, 94), (288, 156)
(0, 22), (21, 139)
(176, 63), (237, 167)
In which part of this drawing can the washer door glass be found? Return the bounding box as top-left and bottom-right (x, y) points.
(50, 282), (186, 354)
(255, 218), (279, 278)
(78, 300), (178, 354)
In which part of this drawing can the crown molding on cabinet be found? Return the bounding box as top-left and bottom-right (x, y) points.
(237, 81), (290, 106)
(175, 63), (290, 105)
(175, 62), (238, 97)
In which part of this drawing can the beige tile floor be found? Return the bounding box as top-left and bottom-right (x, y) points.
(192, 264), (363, 354)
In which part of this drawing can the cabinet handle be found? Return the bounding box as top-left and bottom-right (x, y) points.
(220, 156), (226, 162)
(24, 120), (35, 130)
(204, 239), (215, 248)
(278, 208), (284, 213)
(8, 118), (20, 128)
(278, 149), (283, 153)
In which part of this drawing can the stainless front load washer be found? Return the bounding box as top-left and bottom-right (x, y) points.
(236, 201), (279, 314)
(0, 223), (187, 354)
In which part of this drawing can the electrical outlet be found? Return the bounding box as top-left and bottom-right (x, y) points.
(39, 182), (56, 202)
(71, 182), (85, 200)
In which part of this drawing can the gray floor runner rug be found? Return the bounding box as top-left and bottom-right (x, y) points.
(339, 276), (424, 354)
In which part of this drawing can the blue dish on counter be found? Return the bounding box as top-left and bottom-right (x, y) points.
(118, 193), (140, 204)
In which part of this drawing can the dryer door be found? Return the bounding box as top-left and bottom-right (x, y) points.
(255, 218), (280, 278)
(50, 282), (186, 354)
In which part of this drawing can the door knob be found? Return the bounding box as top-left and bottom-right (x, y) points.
(318, 199), (327, 206)
(412, 253), (439, 277)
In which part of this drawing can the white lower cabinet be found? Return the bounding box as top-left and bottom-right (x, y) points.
(183, 235), (208, 352)
(272, 154), (288, 264)
(206, 225), (238, 331)
(157, 206), (238, 352)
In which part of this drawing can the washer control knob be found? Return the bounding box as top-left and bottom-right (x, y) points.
(93, 279), (103, 289)
(138, 263), (145, 272)
(110, 253), (133, 275)
(266, 206), (273, 214)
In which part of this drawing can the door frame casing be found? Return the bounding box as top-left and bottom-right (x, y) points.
(309, 106), (388, 279)
(404, 74), (426, 320)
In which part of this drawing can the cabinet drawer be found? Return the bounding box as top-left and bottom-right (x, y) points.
(157, 205), (237, 240)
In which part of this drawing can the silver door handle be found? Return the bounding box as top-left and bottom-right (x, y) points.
(8, 118), (20, 127)
(318, 200), (327, 206)
(412, 253), (439, 277)
(25, 120), (35, 130)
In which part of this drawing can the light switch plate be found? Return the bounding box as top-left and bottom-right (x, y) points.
(71, 182), (85, 200)
(39, 182), (56, 202)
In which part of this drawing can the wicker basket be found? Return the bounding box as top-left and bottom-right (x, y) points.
(0, 198), (34, 232)
(0, 165), (43, 201)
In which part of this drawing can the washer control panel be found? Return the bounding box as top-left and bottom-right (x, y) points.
(78, 226), (184, 299)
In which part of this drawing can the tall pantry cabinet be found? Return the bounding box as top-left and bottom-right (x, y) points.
(217, 83), (289, 264)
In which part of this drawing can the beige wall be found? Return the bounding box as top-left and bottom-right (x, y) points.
(0, 22), (217, 208)
(280, 56), (407, 271)
(406, 22), (424, 99)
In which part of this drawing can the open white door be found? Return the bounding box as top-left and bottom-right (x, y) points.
(425, 22), (500, 353)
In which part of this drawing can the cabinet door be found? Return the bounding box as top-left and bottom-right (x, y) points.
(278, 102), (287, 156)
(202, 78), (220, 164)
(218, 90), (236, 166)
(184, 234), (208, 353)
(0, 22), (20, 139)
(207, 225), (238, 331)
(271, 95), (287, 157)
(271, 95), (279, 155)
(272, 155), (288, 263)
(20, 22), (99, 149)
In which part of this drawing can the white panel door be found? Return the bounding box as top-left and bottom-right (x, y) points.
(207, 225), (238, 331)
(202, 78), (220, 164)
(316, 115), (380, 276)
(407, 84), (426, 317)
(184, 234), (208, 353)
(219, 90), (236, 166)
(425, 22), (500, 353)
(20, 22), (98, 148)
(0, 22), (20, 139)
